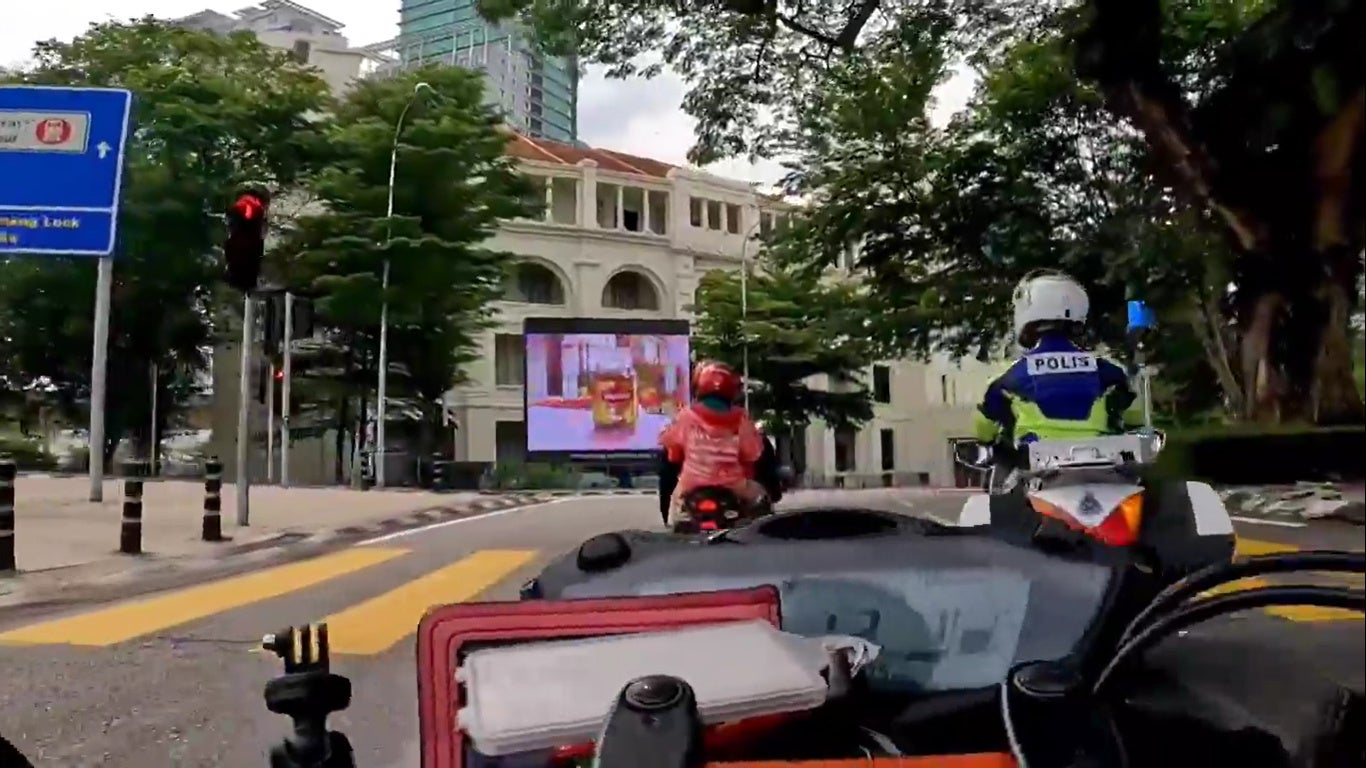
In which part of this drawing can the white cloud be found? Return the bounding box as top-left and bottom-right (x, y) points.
(2, 0), (975, 188)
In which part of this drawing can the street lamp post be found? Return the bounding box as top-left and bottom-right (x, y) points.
(374, 81), (432, 489)
(738, 218), (763, 411)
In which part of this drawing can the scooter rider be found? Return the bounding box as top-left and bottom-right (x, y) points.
(657, 361), (768, 528)
(973, 271), (1141, 474)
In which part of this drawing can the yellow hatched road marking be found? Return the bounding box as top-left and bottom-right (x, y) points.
(1213, 538), (1362, 622)
(324, 549), (540, 656)
(0, 547), (409, 647)
(1236, 538), (1300, 557)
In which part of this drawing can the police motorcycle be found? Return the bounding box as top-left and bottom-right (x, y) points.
(955, 300), (1236, 581)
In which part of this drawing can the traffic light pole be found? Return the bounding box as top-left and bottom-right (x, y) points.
(266, 361), (276, 484)
(281, 292), (293, 487)
(236, 293), (255, 525)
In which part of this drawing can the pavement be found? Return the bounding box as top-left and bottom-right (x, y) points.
(1, 475), (549, 610)
(0, 488), (1359, 767)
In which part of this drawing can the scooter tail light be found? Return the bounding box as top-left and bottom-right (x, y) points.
(696, 499), (719, 513)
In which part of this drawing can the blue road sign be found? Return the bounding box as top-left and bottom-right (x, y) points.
(0, 85), (133, 257)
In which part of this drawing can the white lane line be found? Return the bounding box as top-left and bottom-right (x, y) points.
(356, 497), (580, 545)
(1230, 515), (1307, 528)
(896, 499), (957, 527)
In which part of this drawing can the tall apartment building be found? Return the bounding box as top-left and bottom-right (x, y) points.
(359, 0), (578, 143)
(171, 0), (372, 97)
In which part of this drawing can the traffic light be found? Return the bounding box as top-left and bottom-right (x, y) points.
(254, 359), (287, 408)
(224, 189), (269, 292)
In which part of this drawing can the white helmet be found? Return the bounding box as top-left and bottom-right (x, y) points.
(1012, 270), (1089, 346)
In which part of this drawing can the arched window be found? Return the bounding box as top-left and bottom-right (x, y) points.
(601, 270), (660, 311)
(504, 262), (566, 305)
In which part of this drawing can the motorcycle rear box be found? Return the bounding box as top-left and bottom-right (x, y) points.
(456, 619), (832, 756)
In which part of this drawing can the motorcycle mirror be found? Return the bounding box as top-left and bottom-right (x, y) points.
(953, 442), (993, 469)
(1150, 428), (1166, 454)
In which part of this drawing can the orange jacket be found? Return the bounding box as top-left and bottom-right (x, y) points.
(659, 404), (764, 496)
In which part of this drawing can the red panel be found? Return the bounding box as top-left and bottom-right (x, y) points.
(416, 586), (783, 768)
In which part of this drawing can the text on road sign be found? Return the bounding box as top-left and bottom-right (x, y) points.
(0, 110), (91, 153)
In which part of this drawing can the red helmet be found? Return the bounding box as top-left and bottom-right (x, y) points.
(692, 361), (741, 401)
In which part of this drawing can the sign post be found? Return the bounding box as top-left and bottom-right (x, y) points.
(0, 85), (134, 502)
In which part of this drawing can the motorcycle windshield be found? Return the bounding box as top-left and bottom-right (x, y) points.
(554, 535), (1114, 695)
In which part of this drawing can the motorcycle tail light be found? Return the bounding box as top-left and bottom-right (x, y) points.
(1029, 493), (1143, 547)
(1092, 492), (1143, 546)
(700, 520), (719, 531)
(696, 499), (718, 513)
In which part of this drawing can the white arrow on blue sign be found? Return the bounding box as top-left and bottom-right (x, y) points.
(0, 85), (134, 257)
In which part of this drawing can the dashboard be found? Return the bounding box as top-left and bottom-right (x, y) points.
(548, 525), (1115, 694)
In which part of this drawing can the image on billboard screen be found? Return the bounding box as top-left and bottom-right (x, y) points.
(524, 318), (691, 456)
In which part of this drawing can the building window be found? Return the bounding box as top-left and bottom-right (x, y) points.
(494, 334), (525, 386)
(602, 271), (660, 311)
(495, 420), (527, 464)
(725, 203), (741, 234)
(873, 365), (891, 404)
(504, 263), (565, 305)
(834, 427), (857, 473)
(759, 212), (774, 238)
(291, 39), (311, 63)
(940, 374), (949, 404)
(689, 197), (704, 227)
(706, 200), (723, 231)
(880, 429), (895, 472)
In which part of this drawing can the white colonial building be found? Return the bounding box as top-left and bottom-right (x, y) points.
(442, 134), (995, 485)
(209, 133), (996, 487)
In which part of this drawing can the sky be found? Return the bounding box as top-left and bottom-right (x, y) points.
(1, 0), (975, 186)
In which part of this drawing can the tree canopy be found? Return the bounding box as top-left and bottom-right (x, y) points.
(272, 66), (535, 471)
(0, 18), (331, 462)
(495, 0), (1363, 425)
(690, 267), (881, 434)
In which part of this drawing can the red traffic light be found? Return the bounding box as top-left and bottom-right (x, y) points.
(274, 369), (285, 381)
(232, 194), (265, 221)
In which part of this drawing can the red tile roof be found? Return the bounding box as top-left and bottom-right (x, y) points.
(505, 131), (676, 179)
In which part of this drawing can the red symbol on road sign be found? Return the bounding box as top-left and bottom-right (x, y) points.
(35, 119), (73, 145)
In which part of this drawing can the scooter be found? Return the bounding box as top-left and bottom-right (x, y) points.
(671, 486), (772, 534)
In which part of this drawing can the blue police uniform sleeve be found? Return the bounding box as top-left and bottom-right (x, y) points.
(1097, 358), (1138, 430)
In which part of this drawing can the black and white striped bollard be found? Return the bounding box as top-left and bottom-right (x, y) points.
(1, 459), (15, 572)
(203, 457), (223, 542)
(120, 462), (144, 555)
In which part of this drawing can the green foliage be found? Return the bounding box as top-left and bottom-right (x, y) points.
(0, 435), (57, 470)
(273, 67), (535, 457)
(767, 7), (1248, 418)
(0, 18), (331, 460)
(690, 267), (880, 431)
(485, 462), (577, 490)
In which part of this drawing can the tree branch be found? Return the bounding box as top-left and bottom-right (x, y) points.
(1075, 0), (1264, 252)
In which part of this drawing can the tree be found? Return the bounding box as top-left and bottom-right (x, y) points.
(1074, 0), (1364, 424)
(690, 267), (881, 457)
(766, 16), (1244, 420)
(272, 66), (535, 475)
(0, 18), (331, 465)
(498, 0), (1363, 425)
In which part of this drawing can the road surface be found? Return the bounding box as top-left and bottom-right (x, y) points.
(0, 490), (1360, 766)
